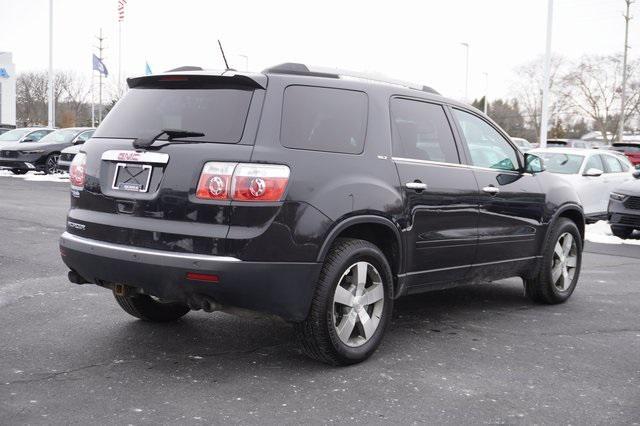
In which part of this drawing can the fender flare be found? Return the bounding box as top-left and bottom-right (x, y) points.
(316, 215), (404, 272)
(546, 203), (585, 244)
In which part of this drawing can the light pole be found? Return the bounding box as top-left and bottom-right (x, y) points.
(483, 72), (489, 115)
(539, 0), (554, 149)
(618, 0), (633, 143)
(461, 42), (469, 101)
(47, 0), (54, 128)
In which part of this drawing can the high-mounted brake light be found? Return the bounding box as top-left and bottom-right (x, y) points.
(69, 153), (87, 190)
(196, 162), (290, 202)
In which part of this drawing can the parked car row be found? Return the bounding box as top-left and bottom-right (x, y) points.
(530, 147), (640, 238)
(0, 127), (95, 174)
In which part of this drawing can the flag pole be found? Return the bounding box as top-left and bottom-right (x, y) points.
(91, 70), (95, 127)
(118, 20), (122, 95)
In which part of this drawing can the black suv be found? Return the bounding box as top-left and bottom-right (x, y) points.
(60, 64), (585, 365)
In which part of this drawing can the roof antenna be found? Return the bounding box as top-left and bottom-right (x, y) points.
(218, 39), (230, 70)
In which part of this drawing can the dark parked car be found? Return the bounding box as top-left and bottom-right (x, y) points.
(60, 64), (585, 365)
(545, 139), (596, 149)
(0, 127), (94, 174)
(57, 130), (96, 172)
(608, 170), (640, 238)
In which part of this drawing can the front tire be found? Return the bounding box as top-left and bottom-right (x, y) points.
(114, 291), (190, 322)
(295, 238), (393, 365)
(44, 153), (60, 175)
(525, 218), (582, 304)
(611, 225), (633, 239)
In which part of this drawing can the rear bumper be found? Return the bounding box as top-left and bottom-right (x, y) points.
(57, 160), (71, 172)
(59, 232), (322, 321)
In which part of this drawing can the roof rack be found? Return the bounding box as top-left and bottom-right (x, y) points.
(262, 63), (440, 95)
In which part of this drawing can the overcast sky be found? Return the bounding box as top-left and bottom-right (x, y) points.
(0, 0), (636, 100)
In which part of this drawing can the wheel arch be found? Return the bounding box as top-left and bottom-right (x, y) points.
(316, 215), (404, 294)
(550, 203), (585, 242)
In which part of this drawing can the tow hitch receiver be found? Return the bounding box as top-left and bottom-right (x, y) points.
(114, 283), (127, 297)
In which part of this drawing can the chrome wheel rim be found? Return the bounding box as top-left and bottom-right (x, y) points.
(551, 232), (578, 292)
(47, 154), (60, 174)
(332, 261), (385, 347)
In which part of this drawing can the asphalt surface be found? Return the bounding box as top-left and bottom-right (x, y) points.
(0, 175), (638, 425)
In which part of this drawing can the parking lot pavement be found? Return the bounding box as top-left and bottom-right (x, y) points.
(0, 176), (638, 424)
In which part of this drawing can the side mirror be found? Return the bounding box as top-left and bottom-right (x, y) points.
(74, 139), (86, 145)
(633, 170), (640, 179)
(583, 168), (603, 177)
(22, 138), (34, 142)
(524, 153), (545, 173)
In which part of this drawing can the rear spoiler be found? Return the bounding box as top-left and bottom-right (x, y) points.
(127, 71), (267, 90)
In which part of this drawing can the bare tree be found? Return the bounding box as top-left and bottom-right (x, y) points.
(510, 55), (570, 140)
(562, 55), (640, 143)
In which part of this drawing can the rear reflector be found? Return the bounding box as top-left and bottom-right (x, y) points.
(196, 162), (290, 202)
(186, 272), (220, 283)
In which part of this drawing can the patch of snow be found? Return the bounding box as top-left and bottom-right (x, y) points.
(0, 170), (69, 182)
(585, 220), (640, 246)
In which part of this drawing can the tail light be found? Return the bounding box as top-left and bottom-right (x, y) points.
(69, 153), (87, 190)
(196, 162), (290, 202)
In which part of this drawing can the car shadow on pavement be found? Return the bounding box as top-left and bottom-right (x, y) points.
(98, 279), (535, 373)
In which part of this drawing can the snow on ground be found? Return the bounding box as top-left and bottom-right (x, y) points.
(585, 220), (640, 246)
(0, 170), (69, 182)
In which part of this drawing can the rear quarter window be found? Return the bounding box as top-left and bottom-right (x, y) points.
(280, 85), (368, 154)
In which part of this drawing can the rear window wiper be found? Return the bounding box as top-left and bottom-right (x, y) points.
(133, 129), (205, 149)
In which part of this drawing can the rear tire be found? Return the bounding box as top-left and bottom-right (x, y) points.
(611, 225), (633, 239)
(295, 238), (393, 366)
(114, 291), (190, 322)
(10, 169), (27, 175)
(525, 218), (582, 304)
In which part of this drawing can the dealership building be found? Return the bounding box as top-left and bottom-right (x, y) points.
(0, 52), (16, 126)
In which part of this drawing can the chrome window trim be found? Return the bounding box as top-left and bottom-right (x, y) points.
(391, 156), (524, 175)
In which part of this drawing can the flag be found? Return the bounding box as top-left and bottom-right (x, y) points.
(118, 0), (127, 22)
(145, 61), (152, 75)
(93, 54), (109, 77)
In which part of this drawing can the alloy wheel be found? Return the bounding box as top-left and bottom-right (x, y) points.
(551, 232), (578, 292)
(332, 261), (385, 347)
(46, 154), (60, 174)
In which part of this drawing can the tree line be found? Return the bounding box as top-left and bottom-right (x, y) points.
(15, 53), (640, 143)
(473, 54), (640, 143)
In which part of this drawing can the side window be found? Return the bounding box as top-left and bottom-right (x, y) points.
(27, 130), (49, 141)
(390, 98), (459, 163)
(453, 109), (519, 171)
(601, 154), (623, 173)
(617, 157), (631, 172)
(584, 154), (604, 172)
(280, 86), (367, 154)
(76, 130), (94, 143)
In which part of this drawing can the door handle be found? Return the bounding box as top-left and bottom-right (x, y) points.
(482, 185), (500, 195)
(406, 181), (428, 190)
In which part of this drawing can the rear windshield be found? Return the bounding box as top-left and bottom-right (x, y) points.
(94, 88), (254, 143)
(612, 144), (640, 153)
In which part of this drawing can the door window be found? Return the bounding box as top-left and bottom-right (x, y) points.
(26, 130), (50, 142)
(453, 109), (519, 171)
(390, 98), (459, 164)
(601, 154), (623, 173)
(583, 154), (604, 172)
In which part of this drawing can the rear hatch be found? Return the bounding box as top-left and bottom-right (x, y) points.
(68, 72), (266, 256)
(611, 143), (640, 165)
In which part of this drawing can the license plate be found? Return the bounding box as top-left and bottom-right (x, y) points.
(112, 163), (153, 192)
